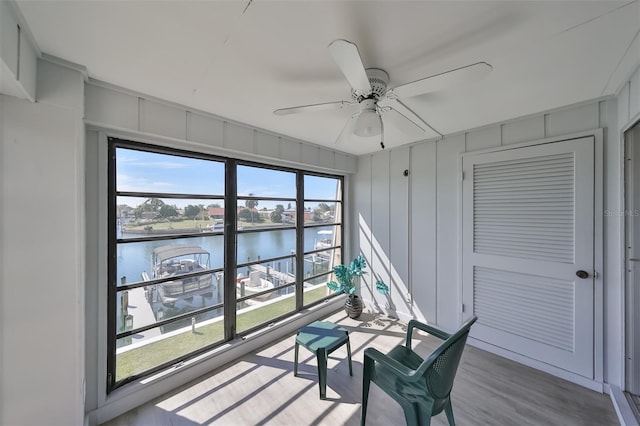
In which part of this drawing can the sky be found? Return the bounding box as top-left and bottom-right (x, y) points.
(116, 147), (340, 209)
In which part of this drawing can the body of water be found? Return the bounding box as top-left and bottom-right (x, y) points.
(115, 226), (335, 341)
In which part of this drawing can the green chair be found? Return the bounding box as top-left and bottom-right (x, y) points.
(361, 316), (477, 426)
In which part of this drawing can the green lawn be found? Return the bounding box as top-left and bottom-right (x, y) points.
(116, 285), (332, 381)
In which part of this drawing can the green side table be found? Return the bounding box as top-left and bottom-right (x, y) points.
(294, 321), (353, 399)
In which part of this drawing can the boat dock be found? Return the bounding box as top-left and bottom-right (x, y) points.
(248, 264), (295, 285)
(122, 286), (161, 340)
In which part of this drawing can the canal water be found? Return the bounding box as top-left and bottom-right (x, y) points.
(116, 226), (334, 342)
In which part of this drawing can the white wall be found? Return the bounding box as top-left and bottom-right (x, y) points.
(0, 39), (636, 425)
(82, 80), (358, 423)
(84, 81), (358, 175)
(0, 59), (85, 425)
(354, 91), (639, 389)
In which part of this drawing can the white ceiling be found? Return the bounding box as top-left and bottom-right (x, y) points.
(15, 0), (640, 155)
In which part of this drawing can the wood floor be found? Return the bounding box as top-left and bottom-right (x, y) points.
(104, 310), (619, 426)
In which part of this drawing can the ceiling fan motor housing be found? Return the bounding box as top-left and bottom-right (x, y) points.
(352, 68), (389, 101)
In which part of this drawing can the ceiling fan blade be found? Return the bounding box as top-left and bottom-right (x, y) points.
(273, 101), (353, 116)
(388, 98), (443, 138)
(390, 62), (492, 99)
(328, 39), (372, 95)
(380, 106), (425, 135)
(335, 113), (359, 144)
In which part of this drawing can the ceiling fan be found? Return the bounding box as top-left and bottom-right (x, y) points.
(274, 39), (492, 149)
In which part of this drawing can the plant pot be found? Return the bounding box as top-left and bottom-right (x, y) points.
(345, 295), (363, 319)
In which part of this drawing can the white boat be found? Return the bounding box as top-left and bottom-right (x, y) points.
(204, 222), (224, 232)
(237, 271), (274, 301)
(144, 244), (213, 305)
(315, 229), (334, 250)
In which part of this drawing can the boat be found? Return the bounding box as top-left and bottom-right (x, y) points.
(144, 244), (213, 304)
(237, 270), (274, 301)
(204, 222), (224, 232)
(315, 229), (334, 250)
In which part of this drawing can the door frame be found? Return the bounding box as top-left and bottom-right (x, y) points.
(459, 129), (604, 391)
(624, 118), (640, 394)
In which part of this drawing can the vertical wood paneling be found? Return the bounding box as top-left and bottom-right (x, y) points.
(546, 102), (600, 137)
(37, 60), (84, 111)
(0, 1), (19, 76)
(255, 132), (280, 158)
(317, 148), (334, 170)
(502, 116), (545, 146)
(2, 95), (84, 425)
(354, 156), (374, 298)
(188, 112), (224, 148)
(436, 134), (465, 329)
(84, 130), (100, 413)
(630, 67), (640, 120)
(389, 147), (410, 317)
(334, 153), (349, 173)
(410, 142), (437, 324)
(619, 82), (631, 130)
(84, 83), (357, 172)
(465, 125), (501, 151)
(85, 84), (139, 130)
(224, 123), (254, 153)
(141, 100), (187, 141)
(603, 98), (623, 389)
(371, 151), (391, 310)
(301, 144), (319, 166)
(18, 29), (37, 100)
(279, 137), (302, 164)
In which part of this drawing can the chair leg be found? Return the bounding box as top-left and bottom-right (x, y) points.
(361, 357), (372, 426)
(444, 399), (455, 426)
(361, 378), (370, 426)
(400, 402), (422, 426)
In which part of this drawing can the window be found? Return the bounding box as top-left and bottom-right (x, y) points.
(107, 139), (343, 391)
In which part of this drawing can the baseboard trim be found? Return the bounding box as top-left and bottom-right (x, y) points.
(608, 384), (640, 426)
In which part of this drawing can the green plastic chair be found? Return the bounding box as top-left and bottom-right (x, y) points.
(361, 316), (477, 426)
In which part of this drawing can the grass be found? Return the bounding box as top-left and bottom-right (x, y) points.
(116, 285), (332, 381)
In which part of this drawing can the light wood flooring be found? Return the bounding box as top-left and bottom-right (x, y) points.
(104, 311), (619, 426)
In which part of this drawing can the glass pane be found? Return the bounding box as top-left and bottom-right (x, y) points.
(236, 287), (296, 334)
(237, 230), (296, 264)
(116, 147), (224, 195)
(237, 165), (296, 198)
(115, 285), (222, 336)
(117, 237), (224, 287)
(302, 247), (340, 278)
(236, 258), (296, 292)
(236, 199), (296, 229)
(304, 175), (341, 200)
(304, 225), (341, 251)
(303, 272), (335, 306)
(117, 197), (226, 239)
(304, 201), (339, 224)
(115, 311), (225, 382)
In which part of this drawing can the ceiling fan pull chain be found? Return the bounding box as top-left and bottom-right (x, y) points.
(380, 112), (385, 150)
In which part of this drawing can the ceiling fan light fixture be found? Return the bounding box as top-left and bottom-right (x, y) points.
(354, 109), (382, 137)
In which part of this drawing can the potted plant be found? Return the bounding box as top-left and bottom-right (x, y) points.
(327, 254), (389, 319)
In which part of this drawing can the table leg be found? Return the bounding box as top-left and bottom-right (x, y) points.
(346, 336), (353, 377)
(294, 340), (299, 377)
(317, 348), (328, 400)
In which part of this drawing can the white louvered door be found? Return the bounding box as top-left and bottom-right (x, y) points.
(462, 137), (594, 378)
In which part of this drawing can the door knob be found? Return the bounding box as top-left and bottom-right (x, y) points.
(576, 270), (589, 279)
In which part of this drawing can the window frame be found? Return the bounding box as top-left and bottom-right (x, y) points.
(107, 138), (344, 392)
